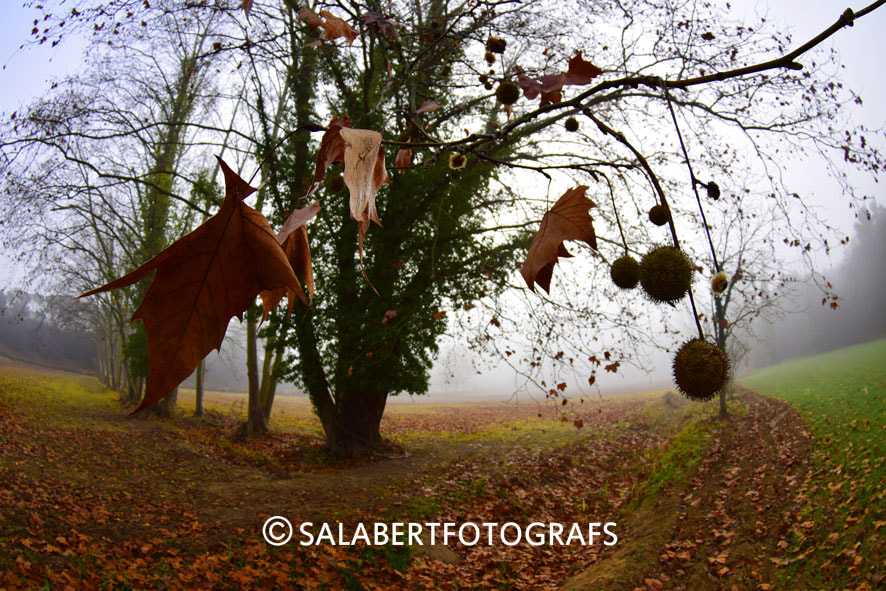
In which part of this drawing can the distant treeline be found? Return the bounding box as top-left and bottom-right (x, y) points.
(0, 290), (96, 372)
(769, 205), (886, 363)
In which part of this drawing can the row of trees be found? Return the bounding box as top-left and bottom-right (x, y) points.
(1, 0), (882, 454)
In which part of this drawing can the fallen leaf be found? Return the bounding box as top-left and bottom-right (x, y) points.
(80, 158), (303, 413)
(520, 186), (597, 293)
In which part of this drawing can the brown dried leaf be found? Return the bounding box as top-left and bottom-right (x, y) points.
(298, 8), (324, 32)
(319, 10), (358, 45)
(80, 158), (303, 414)
(520, 186), (597, 293)
(340, 127), (390, 272)
(395, 147), (412, 169)
(416, 99), (441, 114)
(308, 116), (351, 195)
(563, 51), (603, 85)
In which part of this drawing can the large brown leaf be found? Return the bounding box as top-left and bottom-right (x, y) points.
(520, 186), (597, 293)
(80, 158), (304, 414)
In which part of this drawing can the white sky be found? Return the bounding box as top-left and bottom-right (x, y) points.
(1, 1), (883, 399)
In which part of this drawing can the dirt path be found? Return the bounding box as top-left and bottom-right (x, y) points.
(563, 389), (815, 590)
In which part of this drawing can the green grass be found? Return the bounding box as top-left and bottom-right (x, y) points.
(742, 339), (885, 588)
(630, 419), (715, 508)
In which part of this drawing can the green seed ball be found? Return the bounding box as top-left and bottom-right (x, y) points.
(648, 204), (670, 226)
(639, 246), (693, 303)
(610, 255), (640, 289)
(672, 338), (729, 401)
(495, 81), (520, 105)
(565, 117), (579, 132)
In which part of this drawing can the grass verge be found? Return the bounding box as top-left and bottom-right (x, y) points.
(742, 339), (885, 589)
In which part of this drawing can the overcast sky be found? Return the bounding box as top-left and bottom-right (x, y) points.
(1, 1), (883, 399)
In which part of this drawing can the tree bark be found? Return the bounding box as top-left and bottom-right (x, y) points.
(194, 358), (205, 417)
(245, 307), (268, 437)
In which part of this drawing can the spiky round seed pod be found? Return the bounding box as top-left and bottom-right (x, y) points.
(495, 81), (520, 105)
(449, 152), (466, 170)
(328, 175), (346, 193)
(610, 255), (640, 289)
(486, 36), (506, 54)
(711, 272), (728, 294)
(564, 117), (579, 132)
(478, 74), (489, 84)
(639, 246), (693, 303)
(484, 51), (496, 65)
(672, 338), (729, 401)
(707, 181), (721, 201)
(648, 204), (670, 226)
(484, 81), (494, 91)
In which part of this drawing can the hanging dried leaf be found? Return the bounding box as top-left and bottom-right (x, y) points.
(340, 128), (389, 274)
(395, 146), (412, 169)
(80, 158), (304, 414)
(298, 8), (324, 32)
(520, 186), (597, 293)
(260, 223), (315, 322)
(241, 0), (254, 19)
(319, 10), (358, 45)
(308, 116), (352, 196)
(416, 100), (441, 114)
(563, 51), (603, 85)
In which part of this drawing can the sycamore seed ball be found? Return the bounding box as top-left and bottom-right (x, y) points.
(712, 272), (728, 294)
(485, 51), (496, 65)
(639, 246), (693, 303)
(486, 36), (507, 54)
(495, 81), (520, 105)
(672, 338), (729, 401)
(565, 117), (579, 132)
(648, 204), (670, 226)
(610, 255), (640, 290)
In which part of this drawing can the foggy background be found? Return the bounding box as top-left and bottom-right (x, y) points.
(1, 1), (884, 402)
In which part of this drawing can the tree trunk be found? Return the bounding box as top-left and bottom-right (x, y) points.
(151, 387), (178, 419)
(194, 358), (205, 417)
(259, 333), (283, 422)
(244, 306), (268, 437)
(315, 389), (388, 458)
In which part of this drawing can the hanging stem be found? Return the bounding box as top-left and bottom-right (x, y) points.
(602, 173), (630, 254)
(661, 83), (721, 274)
(582, 108), (705, 341)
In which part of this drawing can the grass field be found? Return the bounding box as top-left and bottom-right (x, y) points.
(742, 339), (886, 588)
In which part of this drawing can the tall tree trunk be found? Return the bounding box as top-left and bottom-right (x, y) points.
(194, 358), (205, 417)
(245, 306), (268, 437)
(259, 333), (283, 422)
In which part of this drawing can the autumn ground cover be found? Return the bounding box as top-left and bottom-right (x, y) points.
(742, 338), (886, 589)
(0, 342), (883, 590)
